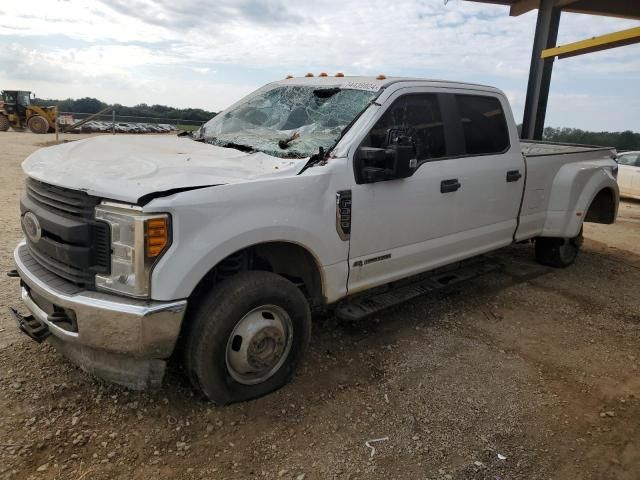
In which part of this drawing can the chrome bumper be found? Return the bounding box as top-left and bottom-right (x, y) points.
(13, 241), (187, 388)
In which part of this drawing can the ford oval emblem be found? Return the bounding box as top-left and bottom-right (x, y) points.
(22, 211), (42, 243)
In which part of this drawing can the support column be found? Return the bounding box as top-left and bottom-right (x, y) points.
(521, 0), (561, 140)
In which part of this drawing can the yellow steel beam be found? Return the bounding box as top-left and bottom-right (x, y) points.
(541, 26), (640, 59)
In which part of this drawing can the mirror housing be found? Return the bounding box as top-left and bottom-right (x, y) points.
(356, 131), (417, 184)
(388, 142), (416, 179)
(358, 147), (388, 183)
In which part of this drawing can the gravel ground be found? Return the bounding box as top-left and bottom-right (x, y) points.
(1, 131), (639, 480)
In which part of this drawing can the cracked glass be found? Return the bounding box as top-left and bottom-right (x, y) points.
(200, 85), (376, 158)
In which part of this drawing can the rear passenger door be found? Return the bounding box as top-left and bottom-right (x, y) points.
(347, 89), (524, 294)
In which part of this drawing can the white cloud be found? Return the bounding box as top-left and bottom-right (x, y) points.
(546, 92), (640, 132)
(0, 0), (638, 130)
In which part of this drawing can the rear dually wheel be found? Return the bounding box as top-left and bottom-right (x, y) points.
(535, 228), (583, 268)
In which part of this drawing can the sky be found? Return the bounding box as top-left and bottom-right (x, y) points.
(0, 0), (638, 131)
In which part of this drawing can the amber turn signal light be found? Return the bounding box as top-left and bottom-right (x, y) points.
(145, 217), (169, 257)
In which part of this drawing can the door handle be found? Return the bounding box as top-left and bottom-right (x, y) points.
(506, 170), (522, 182)
(440, 179), (461, 193)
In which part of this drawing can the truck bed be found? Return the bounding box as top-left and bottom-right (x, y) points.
(521, 140), (615, 158)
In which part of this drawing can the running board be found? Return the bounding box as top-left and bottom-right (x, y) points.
(335, 261), (501, 321)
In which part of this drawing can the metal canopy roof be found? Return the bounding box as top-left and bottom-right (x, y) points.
(465, 0), (640, 20)
(462, 0), (640, 140)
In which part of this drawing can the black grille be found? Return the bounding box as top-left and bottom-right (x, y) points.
(21, 178), (110, 288)
(26, 178), (100, 218)
(28, 242), (96, 285)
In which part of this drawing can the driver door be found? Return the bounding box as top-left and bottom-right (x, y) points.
(347, 88), (523, 294)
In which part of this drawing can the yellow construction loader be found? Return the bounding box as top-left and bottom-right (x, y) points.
(0, 90), (57, 134)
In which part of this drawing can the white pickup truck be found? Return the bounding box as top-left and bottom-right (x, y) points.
(12, 76), (619, 404)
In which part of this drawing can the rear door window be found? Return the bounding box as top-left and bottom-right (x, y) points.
(455, 95), (510, 155)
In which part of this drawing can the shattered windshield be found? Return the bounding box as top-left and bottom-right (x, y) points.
(199, 85), (376, 158)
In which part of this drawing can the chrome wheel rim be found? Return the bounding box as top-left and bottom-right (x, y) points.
(225, 305), (293, 385)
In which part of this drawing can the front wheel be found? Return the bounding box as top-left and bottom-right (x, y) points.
(535, 228), (583, 268)
(185, 271), (311, 404)
(27, 115), (50, 134)
(0, 114), (9, 132)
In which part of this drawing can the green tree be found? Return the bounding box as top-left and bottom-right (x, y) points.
(543, 127), (640, 151)
(33, 97), (217, 123)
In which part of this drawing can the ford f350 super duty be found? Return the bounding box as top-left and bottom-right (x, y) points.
(11, 76), (619, 404)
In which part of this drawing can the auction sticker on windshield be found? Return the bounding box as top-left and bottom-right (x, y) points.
(342, 81), (383, 91)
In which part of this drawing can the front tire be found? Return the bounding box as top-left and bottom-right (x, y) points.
(185, 271), (311, 404)
(0, 114), (9, 132)
(27, 115), (50, 134)
(535, 229), (583, 268)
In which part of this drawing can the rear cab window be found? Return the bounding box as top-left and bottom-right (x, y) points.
(454, 94), (510, 155)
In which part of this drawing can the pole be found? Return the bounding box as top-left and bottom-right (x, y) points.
(55, 106), (59, 142)
(112, 109), (115, 135)
(521, 0), (561, 140)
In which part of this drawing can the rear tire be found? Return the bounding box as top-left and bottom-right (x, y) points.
(0, 114), (9, 132)
(185, 271), (311, 404)
(27, 115), (49, 134)
(535, 228), (583, 268)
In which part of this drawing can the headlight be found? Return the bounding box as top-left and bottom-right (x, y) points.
(94, 202), (171, 298)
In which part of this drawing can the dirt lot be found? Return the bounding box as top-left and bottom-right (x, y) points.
(1, 131), (639, 480)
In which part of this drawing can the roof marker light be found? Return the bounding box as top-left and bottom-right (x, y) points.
(376, 74), (387, 80)
(319, 72), (328, 77)
(285, 75), (294, 79)
(305, 72), (314, 77)
(335, 72), (345, 77)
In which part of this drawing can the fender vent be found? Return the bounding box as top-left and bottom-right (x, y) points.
(336, 190), (352, 241)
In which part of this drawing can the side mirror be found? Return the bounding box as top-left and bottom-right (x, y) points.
(388, 141), (417, 179)
(358, 147), (387, 183)
(356, 132), (417, 184)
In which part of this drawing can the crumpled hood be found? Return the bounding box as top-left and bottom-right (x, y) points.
(22, 135), (307, 203)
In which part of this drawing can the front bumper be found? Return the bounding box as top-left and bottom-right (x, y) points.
(13, 241), (187, 389)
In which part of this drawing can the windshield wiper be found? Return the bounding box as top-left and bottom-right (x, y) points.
(298, 146), (327, 174)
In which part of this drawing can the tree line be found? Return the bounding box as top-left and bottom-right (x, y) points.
(31, 97), (639, 148)
(542, 127), (640, 151)
(34, 97), (217, 122)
